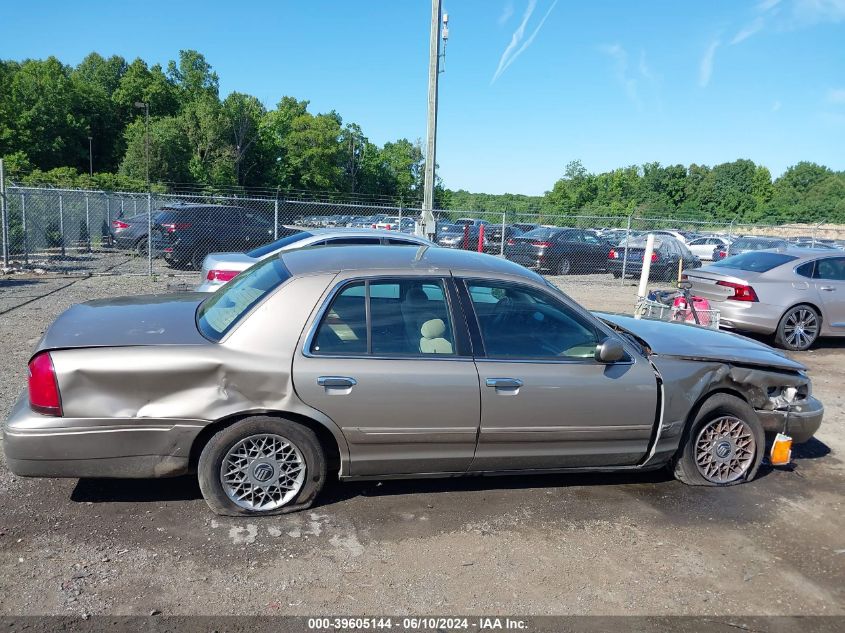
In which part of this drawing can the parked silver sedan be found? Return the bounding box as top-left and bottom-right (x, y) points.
(686, 248), (845, 350)
(196, 228), (435, 292)
(4, 246), (823, 516)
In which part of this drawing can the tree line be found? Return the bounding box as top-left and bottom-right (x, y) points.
(1, 50), (844, 224)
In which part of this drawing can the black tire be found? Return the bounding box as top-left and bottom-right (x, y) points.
(612, 271), (622, 279)
(774, 304), (821, 351)
(557, 257), (572, 275)
(197, 416), (326, 516)
(135, 238), (148, 257)
(673, 394), (764, 487)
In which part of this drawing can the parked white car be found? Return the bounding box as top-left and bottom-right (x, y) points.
(687, 236), (732, 261)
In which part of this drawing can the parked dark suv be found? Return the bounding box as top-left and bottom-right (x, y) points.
(159, 203), (275, 269)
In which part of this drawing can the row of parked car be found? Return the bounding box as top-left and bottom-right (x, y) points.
(108, 204), (844, 288)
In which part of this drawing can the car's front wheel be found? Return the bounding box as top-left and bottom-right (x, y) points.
(673, 394), (764, 486)
(197, 417), (326, 516)
(774, 304), (820, 351)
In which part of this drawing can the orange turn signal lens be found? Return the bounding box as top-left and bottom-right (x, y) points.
(770, 433), (793, 466)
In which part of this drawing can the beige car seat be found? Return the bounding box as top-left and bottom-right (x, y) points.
(419, 318), (453, 354)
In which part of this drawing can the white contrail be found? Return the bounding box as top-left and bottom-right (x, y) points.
(491, 0), (536, 84)
(502, 0), (559, 73)
(699, 39), (720, 87)
(491, 0), (559, 83)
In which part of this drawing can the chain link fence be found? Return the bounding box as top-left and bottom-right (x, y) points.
(2, 184), (844, 286)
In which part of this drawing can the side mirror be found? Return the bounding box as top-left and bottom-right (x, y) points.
(595, 337), (626, 363)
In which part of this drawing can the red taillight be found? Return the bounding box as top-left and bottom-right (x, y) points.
(506, 238), (515, 246)
(28, 353), (62, 416)
(531, 241), (552, 248)
(206, 269), (239, 282)
(111, 220), (130, 229)
(718, 250), (727, 259)
(608, 249), (618, 259)
(717, 280), (758, 302)
(161, 222), (192, 233)
(650, 252), (659, 263)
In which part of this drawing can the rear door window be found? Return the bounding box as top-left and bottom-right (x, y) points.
(310, 279), (456, 357)
(814, 257), (845, 281)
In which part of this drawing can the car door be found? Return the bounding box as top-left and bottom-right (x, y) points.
(688, 238), (709, 260)
(460, 279), (658, 470)
(293, 276), (481, 476)
(813, 256), (845, 332)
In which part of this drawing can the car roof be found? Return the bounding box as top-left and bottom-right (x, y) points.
(305, 227), (427, 239)
(279, 244), (544, 281)
(733, 247), (842, 262)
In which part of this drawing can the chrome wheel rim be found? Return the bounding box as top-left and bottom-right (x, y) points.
(783, 309), (818, 349)
(695, 416), (756, 484)
(221, 433), (306, 511)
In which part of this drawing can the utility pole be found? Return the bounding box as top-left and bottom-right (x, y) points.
(88, 136), (93, 176)
(421, 0), (448, 239)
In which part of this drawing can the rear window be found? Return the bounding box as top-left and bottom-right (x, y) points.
(521, 228), (561, 241)
(197, 257), (292, 341)
(711, 251), (797, 272)
(732, 237), (785, 250)
(247, 231), (310, 258)
(155, 209), (196, 223)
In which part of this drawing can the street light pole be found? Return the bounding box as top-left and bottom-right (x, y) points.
(88, 136), (93, 176)
(421, 0), (448, 239)
(134, 101), (150, 188)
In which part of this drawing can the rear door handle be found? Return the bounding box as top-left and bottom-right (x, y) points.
(317, 376), (357, 388)
(486, 377), (523, 391)
(819, 286), (836, 292)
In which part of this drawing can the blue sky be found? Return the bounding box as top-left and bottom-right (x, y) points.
(3, 0), (845, 195)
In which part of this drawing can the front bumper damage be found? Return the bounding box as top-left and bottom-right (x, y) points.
(756, 396), (824, 444)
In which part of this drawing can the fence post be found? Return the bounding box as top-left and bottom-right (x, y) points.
(0, 159), (7, 268)
(84, 193), (91, 253)
(500, 213), (506, 257)
(59, 193), (66, 257)
(147, 192), (153, 275)
(621, 211), (633, 285)
(398, 206), (403, 232)
(728, 219), (734, 240)
(811, 221), (824, 247)
(21, 193), (28, 266)
(133, 197), (138, 215)
(273, 197), (279, 240)
(105, 195), (111, 237)
(121, 197), (125, 218)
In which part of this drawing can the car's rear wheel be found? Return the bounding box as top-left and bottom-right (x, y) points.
(197, 417), (326, 516)
(673, 394), (764, 487)
(774, 304), (820, 351)
(135, 238), (148, 257)
(557, 257), (571, 275)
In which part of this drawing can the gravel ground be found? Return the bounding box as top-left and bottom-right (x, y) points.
(0, 271), (842, 617)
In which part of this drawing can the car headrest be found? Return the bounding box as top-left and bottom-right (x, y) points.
(404, 287), (428, 304)
(420, 318), (446, 339)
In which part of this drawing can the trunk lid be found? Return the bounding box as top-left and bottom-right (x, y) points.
(200, 252), (257, 281)
(685, 266), (760, 303)
(35, 293), (210, 355)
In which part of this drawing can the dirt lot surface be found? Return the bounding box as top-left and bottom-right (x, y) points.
(0, 270), (842, 617)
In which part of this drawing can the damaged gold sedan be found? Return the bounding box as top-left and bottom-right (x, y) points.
(3, 246), (823, 516)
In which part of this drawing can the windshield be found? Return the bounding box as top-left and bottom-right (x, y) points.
(711, 251), (797, 272)
(246, 231), (310, 258)
(197, 257), (292, 341)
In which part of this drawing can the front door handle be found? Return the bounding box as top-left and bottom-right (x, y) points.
(485, 377), (523, 393)
(317, 376), (357, 388)
(819, 286), (836, 292)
